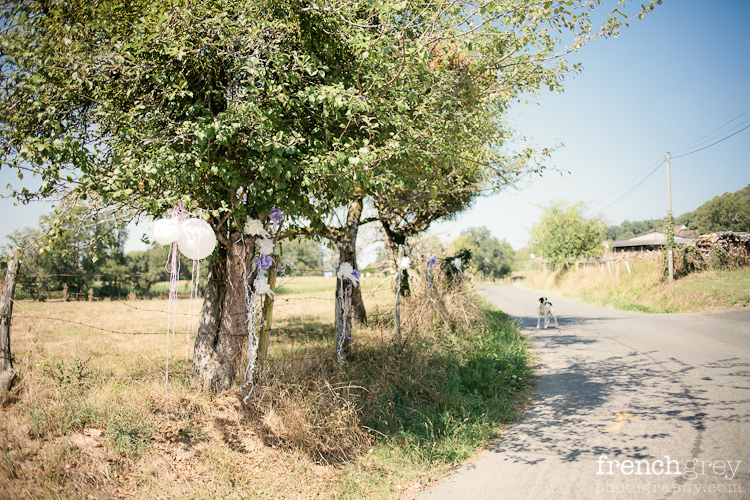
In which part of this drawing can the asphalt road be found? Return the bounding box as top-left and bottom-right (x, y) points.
(418, 285), (750, 500)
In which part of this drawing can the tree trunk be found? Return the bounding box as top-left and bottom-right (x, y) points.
(381, 221), (410, 296)
(1, 250), (20, 401)
(191, 239), (252, 392)
(333, 197), (366, 361)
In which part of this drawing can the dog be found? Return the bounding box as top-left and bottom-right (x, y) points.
(537, 297), (558, 329)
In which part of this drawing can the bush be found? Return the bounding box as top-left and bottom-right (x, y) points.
(665, 245), (705, 279)
(708, 245), (733, 270)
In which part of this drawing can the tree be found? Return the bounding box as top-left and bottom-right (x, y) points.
(452, 227), (515, 280)
(529, 201), (606, 270)
(606, 219), (661, 241)
(1, 207), (129, 300)
(282, 237), (329, 276)
(1, 0), (657, 390)
(128, 246), (172, 299)
(2, 227), (78, 300)
(1, 0), (374, 390)
(677, 184), (750, 234)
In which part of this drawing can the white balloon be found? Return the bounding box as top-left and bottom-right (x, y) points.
(152, 218), (183, 245)
(178, 218), (216, 260)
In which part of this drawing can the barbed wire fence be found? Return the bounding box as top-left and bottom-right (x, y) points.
(0, 267), (438, 381)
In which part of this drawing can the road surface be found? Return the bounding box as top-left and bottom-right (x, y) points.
(418, 285), (750, 500)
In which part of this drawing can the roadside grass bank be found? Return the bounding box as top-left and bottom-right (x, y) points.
(1, 276), (533, 499)
(519, 258), (750, 313)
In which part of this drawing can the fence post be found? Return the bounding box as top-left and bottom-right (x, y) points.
(1, 249), (21, 401)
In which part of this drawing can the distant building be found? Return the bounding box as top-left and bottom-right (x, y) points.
(610, 228), (696, 254)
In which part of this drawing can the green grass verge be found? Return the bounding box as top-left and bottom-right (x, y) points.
(331, 298), (534, 497)
(525, 260), (750, 313)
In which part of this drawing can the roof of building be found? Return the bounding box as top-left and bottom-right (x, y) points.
(610, 230), (695, 249)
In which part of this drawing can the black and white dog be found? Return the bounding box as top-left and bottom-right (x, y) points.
(537, 297), (558, 329)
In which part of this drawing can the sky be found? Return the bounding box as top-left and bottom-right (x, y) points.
(431, 0), (750, 249)
(1, 0), (749, 256)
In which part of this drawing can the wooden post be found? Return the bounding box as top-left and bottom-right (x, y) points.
(394, 266), (402, 344)
(1, 250), (21, 401)
(256, 256), (278, 364)
(667, 152), (675, 284)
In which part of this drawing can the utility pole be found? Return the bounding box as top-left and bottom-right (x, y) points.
(666, 152), (674, 284)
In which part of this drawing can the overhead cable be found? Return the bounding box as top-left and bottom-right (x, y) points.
(587, 156), (665, 214)
(670, 107), (750, 155)
(592, 158), (665, 215)
(671, 122), (750, 159)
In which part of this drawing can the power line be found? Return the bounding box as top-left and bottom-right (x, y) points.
(587, 157), (665, 215)
(592, 158), (666, 215)
(671, 122), (750, 159)
(589, 108), (750, 217)
(671, 107), (750, 155)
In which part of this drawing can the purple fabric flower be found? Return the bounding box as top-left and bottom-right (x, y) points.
(253, 254), (274, 270)
(259, 254), (274, 270)
(352, 269), (361, 280)
(269, 207), (284, 222)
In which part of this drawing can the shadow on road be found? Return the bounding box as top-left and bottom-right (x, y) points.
(513, 314), (620, 331)
(485, 346), (750, 466)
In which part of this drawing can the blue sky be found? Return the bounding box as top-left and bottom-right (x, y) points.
(432, 0), (750, 249)
(2, 0), (749, 255)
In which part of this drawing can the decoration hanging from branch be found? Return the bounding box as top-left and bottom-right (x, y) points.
(244, 218), (270, 238)
(241, 208), (283, 403)
(398, 256), (411, 271)
(336, 262), (360, 365)
(178, 218), (216, 261)
(425, 257), (437, 290)
(150, 205), (217, 411)
(152, 218), (183, 246)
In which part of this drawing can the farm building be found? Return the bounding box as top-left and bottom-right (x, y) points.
(610, 227), (696, 254)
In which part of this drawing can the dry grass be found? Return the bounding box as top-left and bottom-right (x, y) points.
(1, 275), (533, 499)
(523, 256), (750, 313)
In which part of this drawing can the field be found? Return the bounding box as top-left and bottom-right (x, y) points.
(520, 257), (750, 313)
(1, 276), (533, 499)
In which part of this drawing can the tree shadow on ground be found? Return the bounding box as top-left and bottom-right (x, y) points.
(484, 347), (750, 465)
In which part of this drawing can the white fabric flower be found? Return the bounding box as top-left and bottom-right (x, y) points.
(244, 218), (270, 238)
(253, 276), (275, 296)
(256, 237), (274, 256)
(398, 257), (411, 270)
(452, 258), (462, 270)
(337, 262), (360, 287)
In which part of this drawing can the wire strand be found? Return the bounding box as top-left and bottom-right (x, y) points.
(671, 123), (750, 159)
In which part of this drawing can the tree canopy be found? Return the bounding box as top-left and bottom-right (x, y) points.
(677, 184), (750, 234)
(0, 0), (658, 389)
(529, 200), (606, 270)
(452, 226), (515, 280)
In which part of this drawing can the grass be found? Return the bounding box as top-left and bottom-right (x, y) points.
(1, 275), (533, 499)
(521, 257), (750, 313)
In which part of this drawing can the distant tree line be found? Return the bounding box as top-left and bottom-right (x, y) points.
(451, 227), (516, 280)
(1, 214), (330, 301)
(676, 184), (750, 235)
(606, 184), (750, 241)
